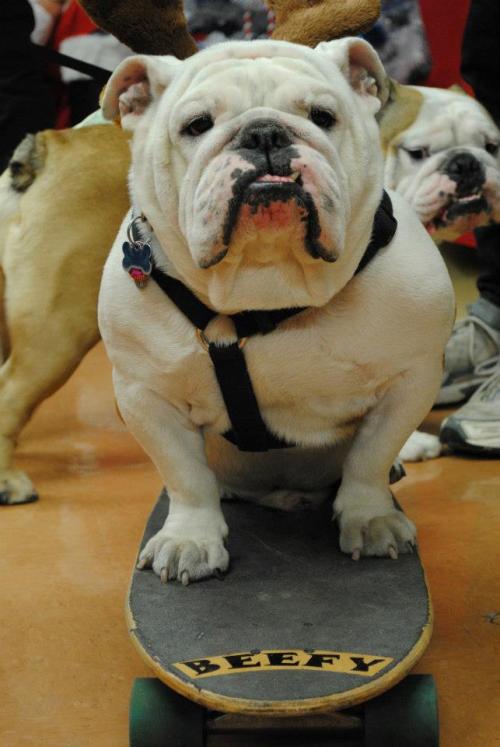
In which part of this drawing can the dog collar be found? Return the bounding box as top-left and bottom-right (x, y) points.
(122, 191), (397, 452)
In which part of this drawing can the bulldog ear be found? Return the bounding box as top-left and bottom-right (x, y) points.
(315, 37), (389, 115)
(448, 83), (469, 97)
(102, 54), (181, 130)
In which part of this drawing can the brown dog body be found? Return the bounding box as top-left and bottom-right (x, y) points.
(0, 125), (129, 503)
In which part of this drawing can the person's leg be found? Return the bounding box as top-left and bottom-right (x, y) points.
(437, 275), (500, 407)
(439, 0), (500, 454)
(474, 223), (500, 308)
(439, 225), (500, 452)
(68, 80), (101, 126)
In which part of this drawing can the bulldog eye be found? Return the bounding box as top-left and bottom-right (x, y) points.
(404, 147), (430, 161)
(182, 114), (214, 137)
(309, 108), (336, 130)
(485, 142), (499, 156)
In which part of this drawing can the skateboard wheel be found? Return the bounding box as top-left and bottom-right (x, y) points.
(363, 674), (439, 746)
(129, 678), (205, 747)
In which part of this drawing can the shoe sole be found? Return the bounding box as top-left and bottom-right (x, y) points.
(440, 424), (500, 457)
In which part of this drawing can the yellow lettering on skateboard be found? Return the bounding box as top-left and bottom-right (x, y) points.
(173, 650), (393, 679)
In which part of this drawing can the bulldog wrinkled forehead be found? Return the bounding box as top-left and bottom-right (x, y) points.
(394, 87), (500, 154)
(182, 37), (384, 84)
(102, 38), (389, 127)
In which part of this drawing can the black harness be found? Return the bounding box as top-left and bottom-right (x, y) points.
(123, 191), (397, 453)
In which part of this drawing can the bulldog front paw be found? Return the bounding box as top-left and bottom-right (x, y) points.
(338, 509), (417, 560)
(137, 521), (229, 585)
(0, 470), (38, 505)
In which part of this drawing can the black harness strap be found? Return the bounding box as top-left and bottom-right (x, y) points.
(151, 267), (217, 330)
(231, 307), (305, 338)
(148, 191), (397, 452)
(208, 342), (288, 451)
(356, 190), (397, 274)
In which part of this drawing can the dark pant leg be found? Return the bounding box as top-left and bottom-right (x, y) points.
(0, 0), (56, 172)
(474, 224), (500, 309)
(68, 80), (102, 126)
(461, 2), (500, 313)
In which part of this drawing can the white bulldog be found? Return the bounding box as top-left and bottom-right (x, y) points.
(381, 82), (500, 240)
(98, 38), (454, 584)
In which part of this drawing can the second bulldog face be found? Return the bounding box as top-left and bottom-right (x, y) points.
(103, 39), (387, 311)
(383, 86), (500, 240)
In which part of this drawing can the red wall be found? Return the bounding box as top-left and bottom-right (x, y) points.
(420, 0), (472, 90)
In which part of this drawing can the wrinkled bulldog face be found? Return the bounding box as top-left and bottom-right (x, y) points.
(181, 112), (340, 270)
(384, 87), (500, 240)
(103, 39), (387, 311)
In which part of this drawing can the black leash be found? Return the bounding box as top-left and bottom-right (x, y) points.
(123, 191), (397, 452)
(33, 43), (111, 85)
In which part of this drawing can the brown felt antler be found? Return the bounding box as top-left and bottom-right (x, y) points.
(78, 0), (198, 57)
(78, 0), (380, 58)
(267, 0), (380, 47)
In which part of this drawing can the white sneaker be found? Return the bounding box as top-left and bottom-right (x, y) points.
(437, 311), (500, 405)
(440, 367), (500, 455)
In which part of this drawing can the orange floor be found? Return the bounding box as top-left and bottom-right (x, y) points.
(1, 261), (500, 746)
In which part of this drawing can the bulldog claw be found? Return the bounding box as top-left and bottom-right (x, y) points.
(136, 555), (151, 570)
(338, 508), (417, 560)
(139, 525), (230, 584)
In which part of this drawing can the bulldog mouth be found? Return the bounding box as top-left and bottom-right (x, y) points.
(252, 172), (301, 184)
(427, 191), (490, 233)
(221, 169), (336, 264)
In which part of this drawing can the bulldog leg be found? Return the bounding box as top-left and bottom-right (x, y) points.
(115, 378), (229, 584)
(0, 314), (100, 505)
(333, 357), (443, 559)
(0, 125), (129, 504)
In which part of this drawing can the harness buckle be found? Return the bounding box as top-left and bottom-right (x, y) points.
(196, 328), (248, 351)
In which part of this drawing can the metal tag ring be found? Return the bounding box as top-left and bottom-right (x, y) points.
(127, 214), (150, 245)
(196, 329), (247, 351)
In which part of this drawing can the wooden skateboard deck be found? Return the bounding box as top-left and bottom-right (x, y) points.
(127, 490), (432, 717)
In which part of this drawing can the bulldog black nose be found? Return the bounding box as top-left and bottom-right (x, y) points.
(445, 152), (483, 180)
(239, 119), (293, 152)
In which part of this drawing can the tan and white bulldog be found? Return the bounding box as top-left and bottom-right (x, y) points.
(380, 82), (500, 241)
(98, 38), (454, 583)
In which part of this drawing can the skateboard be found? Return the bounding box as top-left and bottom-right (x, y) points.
(127, 491), (438, 746)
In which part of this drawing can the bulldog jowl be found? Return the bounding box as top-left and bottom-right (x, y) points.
(428, 151), (490, 235)
(216, 120), (337, 267)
